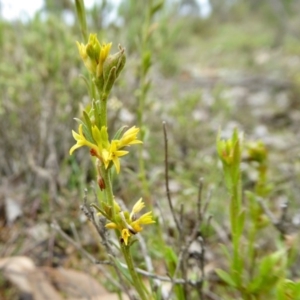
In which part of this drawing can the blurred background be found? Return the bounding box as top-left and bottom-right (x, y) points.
(1, 0), (300, 299)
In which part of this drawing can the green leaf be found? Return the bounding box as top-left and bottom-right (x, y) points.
(109, 255), (133, 285)
(83, 110), (93, 132)
(142, 79), (152, 95)
(150, 1), (164, 16)
(75, 0), (87, 42)
(74, 118), (94, 144)
(219, 244), (232, 263)
(259, 250), (285, 279)
(294, 281), (300, 294)
(79, 74), (92, 97)
(232, 140), (241, 184)
(90, 203), (110, 219)
(113, 125), (128, 140)
(164, 246), (178, 275)
(276, 279), (300, 300)
(92, 99), (101, 129)
(215, 269), (237, 287)
(249, 250), (286, 293)
(236, 209), (245, 238)
(142, 51), (152, 76)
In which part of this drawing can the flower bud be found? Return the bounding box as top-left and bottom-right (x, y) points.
(76, 34), (112, 81)
(103, 46), (126, 84)
(247, 141), (267, 164)
(97, 176), (106, 191)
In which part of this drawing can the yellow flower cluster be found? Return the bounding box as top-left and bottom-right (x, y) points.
(69, 125), (142, 173)
(217, 129), (243, 166)
(106, 199), (155, 245)
(247, 141), (268, 164)
(76, 33), (112, 77)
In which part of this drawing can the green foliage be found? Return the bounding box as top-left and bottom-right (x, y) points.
(2, 1), (300, 299)
(0, 14), (85, 189)
(216, 130), (298, 299)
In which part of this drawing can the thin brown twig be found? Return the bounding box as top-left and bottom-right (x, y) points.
(204, 290), (222, 300)
(137, 234), (161, 291)
(53, 219), (136, 300)
(179, 204), (184, 236)
(279, 201), (289, 225)
(154, 200), (166, 229)
(196, 178), (205, 300)
(50, 221), (122, 290)
(81, 190), (134, 299)
(52, 222), (204, 287)
(166, 178), (205, 300)
(197, 178), (204, 222)
(81, 188), (115, 256)
(202, 185), (212, 217)
(256, 197), (290, 237)
(162, 121), (181, 234)
(210, 218), (229, 244)
(70, 221), (81, 245)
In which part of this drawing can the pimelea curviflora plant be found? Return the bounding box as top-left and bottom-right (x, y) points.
(69, 30), (155, 299)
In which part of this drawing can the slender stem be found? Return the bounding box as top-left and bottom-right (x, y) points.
(231, 181), (242, 286)
(247, 223), (257, 279)
(137, 90), (150, 202)
(100, 93), (107, 128)
(135, 1), (154, 202)
(138, 145), (150, 200)
(102, 166), (115, 217)
(121, 244), (148, 300)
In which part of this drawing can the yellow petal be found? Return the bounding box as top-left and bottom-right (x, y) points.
(72, 129), (81, 141)
(105, 222), (118, 229)
(100, 42), (112, 63)
(69, 143), (81, 155)
(112, 156), (120, 173)
(131, 222), (143, 233)
(122, 228), (131, 245)
(138, 211), (155, 225)
(131, 198), (145, 215)
(113, 201), (121, 213)
(118, 126), (142, 148)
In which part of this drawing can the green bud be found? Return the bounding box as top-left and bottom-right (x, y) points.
(86, 35), (101, 61)
(103, 46), (126, 82)
(247, 141), (267, 164)
(94, 75), (105, 94)
(103, 67), (117, 95)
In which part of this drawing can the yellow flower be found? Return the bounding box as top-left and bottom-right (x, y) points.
(97, 42), (112, 77)
(247, 141), (267, 164)
(70, 123), (141, 174)
(108, 141), (128, 174)
(122, 229), (130, 245)
(76, 38), (97, 74)
(105, 198), (155, 246)
(69, 124), (98, 155)
(105, 222), (118, 229)
(130, 198), (145, 219)
(117, 126), (143, 149)
(91, 125), (109, 152)
(76, 34), (112, 77)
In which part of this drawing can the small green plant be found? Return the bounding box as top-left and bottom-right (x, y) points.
(133, 0), (164, 202)
(215, 129), (299, 299)
(62, 2), (300, 299)
(70, 4), (155, 298)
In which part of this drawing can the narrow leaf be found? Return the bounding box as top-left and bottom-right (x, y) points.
(215, 269), (237, 287)
(113, 126), (128, 141)
(109, 255), (133, 285)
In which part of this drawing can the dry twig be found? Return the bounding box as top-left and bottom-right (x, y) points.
(256, 197), (290, 236)
(162, 121), (182, 234)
